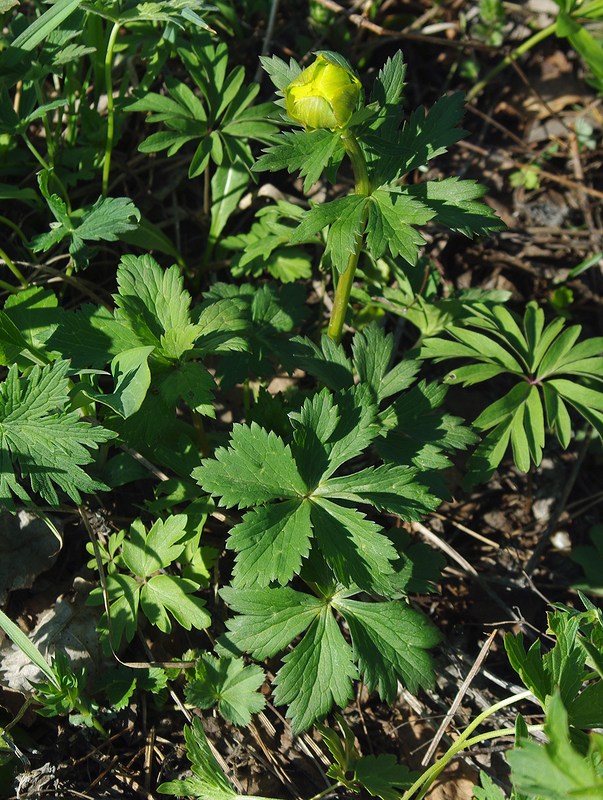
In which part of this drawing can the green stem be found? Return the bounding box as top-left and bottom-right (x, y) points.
(0, 246), (28, 288)
(0, 215), (29, 244)
(307, 782), (343, 800)
(22, 133), (51, 171)
(466, 23), (556, 103)
(22, 135), (72, 210)
(102, 21), (121, 197)
(326, 129), (370, 343)
(401, 690), (533, 800)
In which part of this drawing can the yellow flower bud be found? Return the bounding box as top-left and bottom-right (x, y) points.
(285, 54), (361, 131)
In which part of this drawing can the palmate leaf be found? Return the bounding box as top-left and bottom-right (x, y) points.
(30, 191), (141, 270)
(0, 360), (113, 508)
(291, 323), (420, 402)
(223, 586), (356, 733)
(122, 515), (189, 578)
(141, 575), (211, 634)
(200, 282), (307, 388)
(196, 379), (437, 592)
(221, 585), (439, 732)
(421, 301), (603, 480)
(184, 654), (265, 726)
(352, 323), (420, 402)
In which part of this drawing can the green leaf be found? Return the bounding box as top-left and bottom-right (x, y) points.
(0, 310), (40, 366)
(310, 498), (397, 594)
(90, 572), (140, 649)
(0, 361), (114, 507)
(74, 196), (141, 241)
(542, 382), (573, 449)
(569, 680), (603, 730)
(208, 159), (249, 243)
(320, 384), (379, 476)
(90, 346), (154, 418)
(228, 500), (312, 587)
(396, 93), (468, 175)
(355, 754), (418, 800)
(403, 178), (504, 236)
(504, 633), (550, 705)
(156, 361), (216, 417)
(510, 403), (530, 473)
(0, 608), (59, 688)
(290, 195), (369, 272)
(368, 50), (407, 139)
(556, 12), (603, 84)
(273, 606), (357, 733)
(47, 305), (142, 370)
(157, 718), (272, 799)
(366, 189), (431, 264)
(507, 693), (603, 800)
(185, 654), (265, 726)
(11, 0), (84, 51)
(122, 515), (189, 577)
(547, 379), (603, 413)
(335, 598), (440, 698)
(193, 423), (306, 508)
(1, 287), (59, 365)
(115, 255), (194, 353)
(524, 384), (545, 465)
(378, 380), (478, 472)
(473, 382), (531, 430)
(473, 772), (507, 800)
(254, 129), (342, 192)
(537, 325), (583, 377)
(352, 323), (420, 402)
(221, 586), (323, 660)
(30, 193), (141, 270)
(259, 54), (302, 91)
(141, 575), (210, 634)
(317, 463), (438, 520)
(464, 417), (514, 485)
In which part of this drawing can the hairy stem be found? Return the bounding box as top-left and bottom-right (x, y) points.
(326, 129), (370, 343)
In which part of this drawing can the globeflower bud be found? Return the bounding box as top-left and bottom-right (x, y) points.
(285, 54), (361, 131)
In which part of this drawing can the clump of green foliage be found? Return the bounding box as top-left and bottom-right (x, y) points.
(0, 2), (601, 799)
